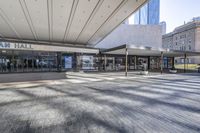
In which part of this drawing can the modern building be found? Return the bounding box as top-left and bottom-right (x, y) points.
(133, 0), (160, 25)
(159, 21), (167, 35)
(162, 18), (200, 64)
(0, 0), (148, 73)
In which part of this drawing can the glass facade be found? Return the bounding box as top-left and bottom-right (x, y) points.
(0, 49), (100, 73)
(148, 0), (160, 24)
(0, 50), (58, 73)
(140, 4), (148, 25)
(0, 48), (174, 73)
(134, 0), (160, 25)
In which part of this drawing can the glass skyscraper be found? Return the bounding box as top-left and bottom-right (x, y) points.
(134, 0), (160, 25)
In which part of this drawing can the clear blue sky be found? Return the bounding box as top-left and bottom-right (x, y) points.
(160, 0), (200, 33)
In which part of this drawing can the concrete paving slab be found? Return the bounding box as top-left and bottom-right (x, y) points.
(0, 72), (200, 133)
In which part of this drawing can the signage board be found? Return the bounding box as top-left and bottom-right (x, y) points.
(64, 56), (72, 69)
(0, 41), (99, 54)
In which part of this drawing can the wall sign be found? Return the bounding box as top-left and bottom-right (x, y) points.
(64, 56), (72, 69)
(0, 42), (10, 48)
(0, 42), (32, 50)
(0, 41), (99, 54)
(15, 43), (32, 49)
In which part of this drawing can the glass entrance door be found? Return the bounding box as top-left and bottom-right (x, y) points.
(137, 57), (148, 70)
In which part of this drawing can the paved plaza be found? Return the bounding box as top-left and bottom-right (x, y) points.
(0, 72), (200, 133)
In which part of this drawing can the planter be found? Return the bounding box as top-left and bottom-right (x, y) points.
(140, 71), (149, 75)
(169, 69), (177, 73)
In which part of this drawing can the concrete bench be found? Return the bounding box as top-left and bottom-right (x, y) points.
(169, 69), (177, 73)
(140, 71), (149, 75)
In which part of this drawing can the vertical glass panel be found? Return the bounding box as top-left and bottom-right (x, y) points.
(115, 57), (125, 70)
(129, 56), (136, 70)
(150, 57), (160, 70)
(81, 55), (95, 70)
(106, 57), (114, 71)
(137, 57), (148, 70)
(134, 10), (140, 24)
(148, 0), (160, 24)
(140, 4), (148, 25)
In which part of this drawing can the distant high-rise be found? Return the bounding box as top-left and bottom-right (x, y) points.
(134, 0), (160, 25)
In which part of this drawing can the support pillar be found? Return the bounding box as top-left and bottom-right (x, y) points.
(134, 56), (137, 70)
(57, 52), (62, 72)
(72, 53), (78, 72)
(172, 57), (175, 69)
(161, 52), (163, 74)
(104, 54), (106, 71)
(98, 53), (102, 72)
(125, 48), (128, 76)
(184, 53), (187, 73)
(148, 56), (150, 70)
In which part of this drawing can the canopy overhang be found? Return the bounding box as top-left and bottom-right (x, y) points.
(0, 0), (147, 46)
(102, 44), (200, 57)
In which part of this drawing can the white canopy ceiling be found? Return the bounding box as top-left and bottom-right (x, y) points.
(0, 0), (147, 46)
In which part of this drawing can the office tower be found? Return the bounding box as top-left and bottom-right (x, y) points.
(134, 0), (160, 25)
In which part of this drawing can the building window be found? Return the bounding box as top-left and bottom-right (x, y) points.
(189, 45), (191, 50)
(180, 34), (186, 39)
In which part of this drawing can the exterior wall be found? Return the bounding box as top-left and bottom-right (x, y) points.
(194, 27), (200, 64)
(195, 27), (200, 51)
(172, 29), (195, 51)
(162, 34), (173, 49)
(95, 24), (162, 49)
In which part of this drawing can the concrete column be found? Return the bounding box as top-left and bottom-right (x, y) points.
(161, 52), (163, 74)
(125, 48), (128, 76)
(104, 54), (106, 71)
(57, 52), (62, 72)
(172, 57), (175, 69)
(134, 56), (137, 70)
(148, 56), (150, 70)
(113, 57), (115, 70)
(184, 53), (187, 73)
(72, 53), (78, 72)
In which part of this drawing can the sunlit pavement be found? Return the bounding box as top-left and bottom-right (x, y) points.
(0, 72), (200, 133)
